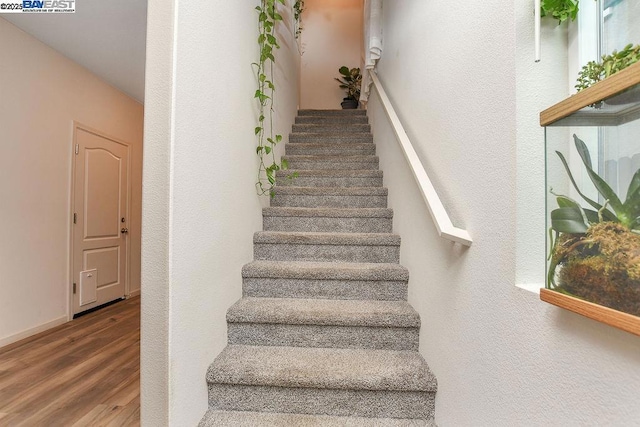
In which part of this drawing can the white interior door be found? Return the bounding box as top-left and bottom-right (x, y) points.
(72, 127), (129, 315)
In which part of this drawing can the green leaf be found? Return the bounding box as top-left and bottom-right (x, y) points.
(265, 146), (272, 154)
(266, 169), (275, 184)
(259, 114), (265, 122)
(259, 12), (267, 22)
(555, 149), (617, 221)
(258, 34), (266, 44)
(555, 195), (593, 224)
(267, 34), (277, 45)
(256, 146), (263, 154)
(623, 170), (640, 223)
(275, 134), (283, 143)
(547, 229), (560, 288)
(339, 66), (350, 76)
(573, 135), (624, 217)
(625, 168), (640, 205)
(255, 127), (262, 135)
(550, 207), (589, 234)
(274, 13), (283, 21)
(281, 158), (288, 170)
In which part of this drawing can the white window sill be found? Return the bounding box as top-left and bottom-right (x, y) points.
(516, 283), (542, 294)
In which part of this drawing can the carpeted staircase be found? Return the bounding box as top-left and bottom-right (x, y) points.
(199, 109), (438, 426)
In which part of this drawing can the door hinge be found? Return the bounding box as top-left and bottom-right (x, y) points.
(73, 282), (77, 294)
(73, 213), (77, 224)
(75, 144), (79, 155)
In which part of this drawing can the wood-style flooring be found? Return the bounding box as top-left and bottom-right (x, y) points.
(0, 297), (140, 426)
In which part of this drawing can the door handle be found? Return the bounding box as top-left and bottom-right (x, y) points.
(121, 228), (129, 234)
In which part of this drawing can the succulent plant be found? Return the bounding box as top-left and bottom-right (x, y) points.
(576, 44), (640, 92)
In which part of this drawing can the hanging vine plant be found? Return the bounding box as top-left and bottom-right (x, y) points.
(254, 0), (303, 197)
(293, 0), (305, 40)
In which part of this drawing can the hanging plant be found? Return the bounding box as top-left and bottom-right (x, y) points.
(254, 0), (287, 197)
(253, 0), (303, 197)
(540, 0), (579, 24)
(293, 0), (305, 40)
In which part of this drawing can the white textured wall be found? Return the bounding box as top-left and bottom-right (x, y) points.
(369, 1), (640, 425)
(141, 0), (300, 425)
(0, 18), (143, 347)
(300, 0), (364, 109)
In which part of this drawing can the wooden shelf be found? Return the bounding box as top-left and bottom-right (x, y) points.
(540, 288), (640, 336)
(540, 61), (640, 126)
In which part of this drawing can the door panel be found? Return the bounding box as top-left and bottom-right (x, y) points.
(84, 149), (122, 239)
(73, 127), (129, 315)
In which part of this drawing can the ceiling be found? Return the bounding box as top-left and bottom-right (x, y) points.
(4, 0), (147, 102)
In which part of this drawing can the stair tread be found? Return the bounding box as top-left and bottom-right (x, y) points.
(227, 297), (419, 327)
(242, 260), (408, 281)
(263, 207), (392, 218)
(298, 109), (366, 115)
(200, 409), (434, 426)
(283, 155), (378, 161)
(207, 345), (437, 392)
(274, 186), (387, 195)
(276, 169), (382, 177)
(254, 231), (400, 246)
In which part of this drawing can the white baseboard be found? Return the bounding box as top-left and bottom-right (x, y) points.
(128, 289), (141, 298)
(0, 316), (68, 349)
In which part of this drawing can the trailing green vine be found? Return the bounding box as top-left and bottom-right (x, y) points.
(254, 0), (286, 197)
(253, 0), (304, 197)
(293, 0), (305, 40)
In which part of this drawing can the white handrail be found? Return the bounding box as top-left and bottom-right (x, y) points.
(369, 70), (473, 247)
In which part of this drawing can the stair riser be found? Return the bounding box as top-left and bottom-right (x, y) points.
(208, 384), (434, 420)
(200, 409), (435, 427)
(254, 243), (400, 263)
(271, 194), (387, 208)
(277, 176), (384, 188)
(290, 135), (374, 144)
(295, 116), (369, 124)
(263, 216), (392, 233)
(285, 160), (379, 171)
(292, 124), (371, 133)
(228, 324), (419, 351)
(286, 144), (376, 156)
(298, 110), (366, 116)
(242, 278), (408, 301)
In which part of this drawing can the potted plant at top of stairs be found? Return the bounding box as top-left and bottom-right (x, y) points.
(335, 66), (362, 109)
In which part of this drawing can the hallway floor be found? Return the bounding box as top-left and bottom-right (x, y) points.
(0, 297), (140, 426)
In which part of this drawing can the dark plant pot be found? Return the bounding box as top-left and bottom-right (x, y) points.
(341, 98), (359, 109)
